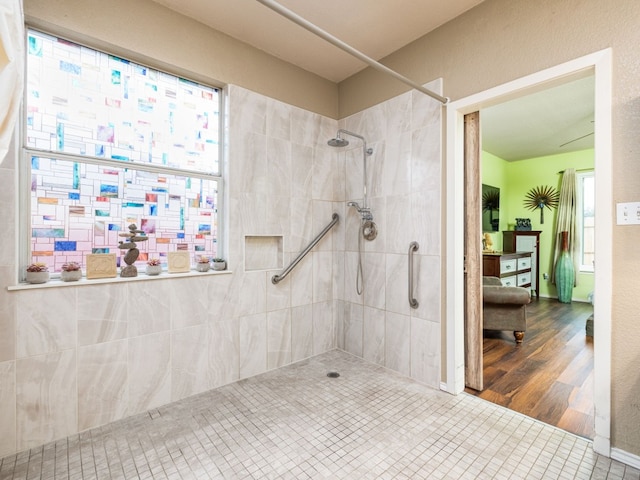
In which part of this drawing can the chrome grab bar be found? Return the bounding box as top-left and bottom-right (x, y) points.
(408, 241), (419, 309)
(272, 213), (339, 284)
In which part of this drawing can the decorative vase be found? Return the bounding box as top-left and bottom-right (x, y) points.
(60, 270), (82, 282)
(555, 231), (575, 303)
(26, 271), (50, 284)
(212, 261), (226, 271)
(146, 265), (162, 276)
(196, 262), (210, 272)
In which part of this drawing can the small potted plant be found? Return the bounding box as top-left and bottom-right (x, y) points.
(25, 262), (50, 284)
(146, 258), (162, 276)
(196, 255), (211, 272)
(212, 257), (226, 271)
(60, 261), (82, 282)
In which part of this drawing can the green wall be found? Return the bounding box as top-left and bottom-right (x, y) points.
(482, 149), (594, 302)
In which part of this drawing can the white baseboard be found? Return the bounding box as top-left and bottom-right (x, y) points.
(611, 447), (640, 470)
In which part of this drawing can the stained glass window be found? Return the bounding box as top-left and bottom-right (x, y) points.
(24, 30), (222, 274)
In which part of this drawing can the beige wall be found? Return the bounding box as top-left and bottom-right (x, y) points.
(339, 0), (640, 457)
(24, 0), (339, 119)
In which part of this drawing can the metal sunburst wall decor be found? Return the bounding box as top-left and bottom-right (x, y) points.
(524, 185), (560, 224)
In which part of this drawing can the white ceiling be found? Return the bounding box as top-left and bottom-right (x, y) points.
(149, 0), (595, 159)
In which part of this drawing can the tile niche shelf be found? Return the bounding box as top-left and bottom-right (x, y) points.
(244, 235), (283, 271)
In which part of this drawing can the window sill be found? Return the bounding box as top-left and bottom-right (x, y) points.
(7, 269), (232, 291)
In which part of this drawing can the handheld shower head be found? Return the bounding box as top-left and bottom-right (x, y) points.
(347, 201), (360, 210)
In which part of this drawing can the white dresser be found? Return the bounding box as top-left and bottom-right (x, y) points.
(483, 252), (533, 289)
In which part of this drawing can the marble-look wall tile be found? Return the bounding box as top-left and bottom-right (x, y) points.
(208, 319), (239, 388)
(172, 325), (210, 400)
(16, 288), (76, 358)
(233, 271), (267, 318)
(411, 189), (441, 256)
(291, 304), (313, 362)
(411, 79), (442, 130)
(0, 267), (16, 362)
(410, 317), (440, 388)
(312, 251), (333, 303)
(291, 144), (313, 199)
(385, 312), (410, 377)
(363, 307), (385, 365)
(334, 300), (345, 351)
(332, 155), (346, 203)
(290, 256), (313, 308)
(266, 267), (291, 312)
(170, 277), (209, 329)
(384, 132), (412, 198)
(332, 251), (345, 302)
(207, 274), (234, 321)
(0, 361), (15, 458)
(386, 194), (412, 255)
(127, 281), (171, 337)
(267, 309), (291, 369)
(228, 85), (266, 136)
(239, 313), (267, 378)
(16, 350), (77, 451)
(363, 253), (386, 310)
(77, 340), (128, 431)
(290, 107), (321, 147)
(289, 198), (313, 254)
(266, 195), (291, 236)
(128, 332), (170, 415)
(344, 302), (363, 357)
(386, 91), (412, 138)
(233, 132), (268, 195)
(385, 254), (410, 316)
(266, 97), (291, 141)
(411, 126), (441, 192)
(312, 147), (333, 201)
(77, 284), (128, 346)
(267, 137), (292, 199)
(312, 301), (334, 355)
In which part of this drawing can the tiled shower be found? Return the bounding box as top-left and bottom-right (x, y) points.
(0, 80), (443, 458)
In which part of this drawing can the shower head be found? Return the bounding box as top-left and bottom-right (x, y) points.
(328, 136), (349, 148)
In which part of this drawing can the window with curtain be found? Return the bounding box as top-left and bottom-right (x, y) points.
(576, 171), (594, 272)
(23, 29), (223, 275)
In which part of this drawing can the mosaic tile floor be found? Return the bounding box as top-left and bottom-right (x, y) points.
(1, 350), (637, 480)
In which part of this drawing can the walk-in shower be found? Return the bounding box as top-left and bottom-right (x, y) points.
(328, 129), (378, 295)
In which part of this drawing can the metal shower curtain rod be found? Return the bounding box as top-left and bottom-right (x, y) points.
(255, 0), (449, 105)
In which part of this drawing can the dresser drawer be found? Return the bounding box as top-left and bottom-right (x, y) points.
(517, 272), (531, 286)
(517, 256), (531, 270)
(500, 275), (517, 287)
(500, 259), (517, 275)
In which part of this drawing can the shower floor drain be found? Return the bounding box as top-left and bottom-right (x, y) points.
(326, 371), (340, 378)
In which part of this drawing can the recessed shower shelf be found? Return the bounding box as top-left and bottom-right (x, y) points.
(244, 235), (283, 271)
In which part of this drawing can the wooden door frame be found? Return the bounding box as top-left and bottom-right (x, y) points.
(444, 49), (613, 457)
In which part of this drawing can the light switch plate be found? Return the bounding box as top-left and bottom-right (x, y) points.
(616, 202), (640, 225)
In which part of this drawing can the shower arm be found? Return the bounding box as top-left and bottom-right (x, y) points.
(255, 0), (449, 105)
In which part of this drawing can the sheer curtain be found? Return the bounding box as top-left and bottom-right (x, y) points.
(0, 0), (24, 160)
(551, 168), (578, 285)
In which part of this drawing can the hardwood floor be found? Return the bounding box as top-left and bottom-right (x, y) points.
(465, 297), (594, 439)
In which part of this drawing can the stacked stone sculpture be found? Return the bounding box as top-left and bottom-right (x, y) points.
(117, 224), (149, 277)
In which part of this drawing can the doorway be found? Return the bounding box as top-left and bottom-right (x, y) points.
(445, 49), (613, 456)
